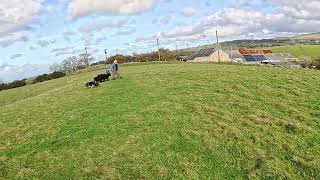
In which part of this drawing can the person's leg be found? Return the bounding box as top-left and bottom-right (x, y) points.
(112, 72), (116, 80)
(115, 71), (120, 79)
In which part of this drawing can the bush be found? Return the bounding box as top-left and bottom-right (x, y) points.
(0, 79), (27, 91)
(300, 63), (307, 68)
(50, 72), (66, 79)
(300, 58), (320, 70)
(34, 74), (50, 83)
(33, 71), (66, 84)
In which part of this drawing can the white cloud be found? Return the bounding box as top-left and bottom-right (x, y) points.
(0, 63), (50, 82)
(10, 54), (23, 59)
(68, 0), (160, 20)
(77, 18), (132, 46)
(79, 19), (129, 34)
(0, 0), (42, 47)
(114, 27), (136, 36)
(63, 31), (77, 41)
(0, 32), (29, 47)
(159, 16), (172, 25)
(0, 0), (42, 36)
(182, 7), (196, 17)
(0, 64), (14, 73)
(267, 0), (320, 20)
(51, 46), (84, 57)
(37, 39), (56, 47)
(156, 6), (320, 41)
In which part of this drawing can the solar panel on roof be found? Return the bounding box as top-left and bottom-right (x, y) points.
(243, 55), (267, 62)
(187, 48), (215, 60)
(243, 55), (255, 62)
(253, 55), (267, 61)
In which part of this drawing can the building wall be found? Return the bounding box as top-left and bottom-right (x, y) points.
(212, 50), (231, 62)
(189, 50), (232, 62)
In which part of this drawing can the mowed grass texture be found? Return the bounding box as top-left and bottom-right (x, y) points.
(0, 63), (320, 179)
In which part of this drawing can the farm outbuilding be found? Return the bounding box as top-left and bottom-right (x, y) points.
(227, 50), (245, 63)
(186, 48), (232, 62)
(187, 48), (297, 65)
(264, 53), (294, 61)
(227, 49), (295, 64)
(237, 49), (272, 64)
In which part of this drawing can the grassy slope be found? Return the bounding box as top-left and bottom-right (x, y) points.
(0, 66), (107, 107)
(0, 63), (320, 179)
(269, 45), (320, 60)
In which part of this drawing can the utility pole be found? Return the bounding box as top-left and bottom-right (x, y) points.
(85, 47), (89, 67)
(157, 38), (161, 61)
(216, 30), (221, 62)
(187, 42), (189, 49)
(104, 49), (108, 64)
(175, 40), (178, 52)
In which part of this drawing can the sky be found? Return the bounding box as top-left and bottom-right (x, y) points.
(1, 0), (320, 82)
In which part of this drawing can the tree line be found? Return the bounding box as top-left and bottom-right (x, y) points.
(49, 49), (183, 73)
(0, 79), (27, 91)
(107, 49), (183, 64)
(0, 71), (67, 91)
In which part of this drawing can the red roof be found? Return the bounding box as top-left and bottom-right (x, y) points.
(239, 49), (273, 55)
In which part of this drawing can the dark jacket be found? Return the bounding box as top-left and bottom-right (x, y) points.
(106, 69), (111, 75)
(112, 63), (118, 71)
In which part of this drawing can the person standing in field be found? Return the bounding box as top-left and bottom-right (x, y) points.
(111, 60), (120, 80)
(106, 68), (111, 76)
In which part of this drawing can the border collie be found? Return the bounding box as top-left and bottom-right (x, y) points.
(94, 74), (110, 83)
(85, 81), (100, 88)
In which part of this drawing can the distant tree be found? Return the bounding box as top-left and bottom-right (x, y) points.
(0, 79), (3, 84)
(33, 74), (50, 83)
(79, 53), (94, 67)
(51, 54), (94, 74)
(49, 63), (62, 72)
(61, 56), (79, 73)
(108, 54), (135, 64)
(50, 72), (66, 79)
(32, 72), (66, 84)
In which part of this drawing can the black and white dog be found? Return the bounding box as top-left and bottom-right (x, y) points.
(94, 74), (110, 83)
(85, 81), (100, 88)
(85, 73), (111, 88)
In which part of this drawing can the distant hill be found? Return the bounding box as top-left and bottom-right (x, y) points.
(276, 32), (320, 40)
(268, 45), (320, 60)
(177, 32), (320, 57)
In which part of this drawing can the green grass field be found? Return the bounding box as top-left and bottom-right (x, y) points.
(269, 45), (320, 60)
(1, 63), (320, 179)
